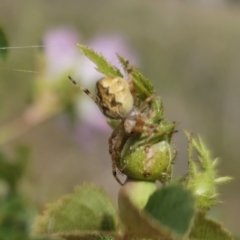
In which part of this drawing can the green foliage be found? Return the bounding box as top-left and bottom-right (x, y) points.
(0, 146), (30, 190)
(144, 185), (195, 237)
(78, 44), (123, 78)
(118, 183), (173, 240)
(0, 26), (8, 61)
(119, 183), (195, 239)
(0, 192), (30, 240)
(184, 131), (232, 210)
(117, 54), (154, 99)
(0, 147), (38, 240)
(33, 181), (233, 240)
(189, 212), (233, 240)
(31, 46), (233, 240)
(32, 184), (118, 239)
(77, 45), (154, 100)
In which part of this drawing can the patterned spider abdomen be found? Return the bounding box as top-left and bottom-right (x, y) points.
(96, 77), (134, 119)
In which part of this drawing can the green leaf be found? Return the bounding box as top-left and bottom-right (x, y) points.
(118, 184), (195, 239)
(118, 185), (174, 240)
(144, 185), (195, 237)
(0, 26), (8, 60)
(189, 212), (233, 240)
(117, 54), (154, 98)
(78, 44), (123, 78)
(32, 184), (118, 239)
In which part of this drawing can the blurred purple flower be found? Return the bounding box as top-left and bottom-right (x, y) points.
(43, 28), (81, 79)
(77, 34), (139, 86)
(77, 95), (111, 132)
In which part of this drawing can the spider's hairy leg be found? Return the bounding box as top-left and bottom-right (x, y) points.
(148, 124), (176, 144)
(129, 123), (176, 151)
(138, 95), (164, 128)
(68, 76), (97, 103)
(124, 110), (157, 139)
(108, 121), (124, 154)
(139, 94), (156, 112)
(112, 127), (128, 166)
(108, 121), (125, 185)
(129, 115), (146, 134)
(112, 129), (129, 186)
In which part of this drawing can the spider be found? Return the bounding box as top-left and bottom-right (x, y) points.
(68, 69), (167, 185)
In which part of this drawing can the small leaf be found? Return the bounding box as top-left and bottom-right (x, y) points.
(0, 26), (8, 60)
(33, 184), (118, 239)
(78, 44), (123, 78)
(144, 185), (195, 237)
(189, 212), (233, 240)
(117, 54), (154, 98)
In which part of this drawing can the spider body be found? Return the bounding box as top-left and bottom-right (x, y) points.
(69, 72), (175, 185)
(95, 77), (134, 119)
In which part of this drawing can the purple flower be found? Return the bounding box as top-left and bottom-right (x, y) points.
(76, 95), (111, 132)
(43, 28), (81, 79)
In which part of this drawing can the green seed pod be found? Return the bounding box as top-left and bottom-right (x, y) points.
(118, 138), (172, 181)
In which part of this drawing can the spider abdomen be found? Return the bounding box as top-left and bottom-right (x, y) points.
(96, 77), (134, 119)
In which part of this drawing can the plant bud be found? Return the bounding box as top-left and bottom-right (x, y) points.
(119, 139), (172, 181)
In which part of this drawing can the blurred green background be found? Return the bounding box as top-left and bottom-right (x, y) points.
(0, 0), (239, 236)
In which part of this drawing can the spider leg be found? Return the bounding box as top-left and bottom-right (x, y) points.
(113, 128), (128, 168)
(138, 95), (164, 132)
(108, 121), (125, 185)
(68, 76), (98, 103)
(128, 113), (157, 140)
(139, 94), (156, 112)
(112, 128), (128, 185)
(129, 124), (176, 151)
(108, 121), (123, 154)
(125, 61), (163, 126)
